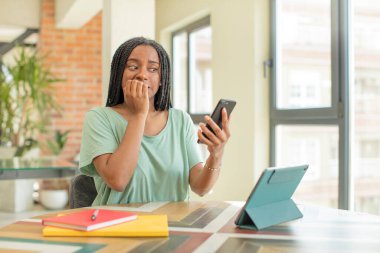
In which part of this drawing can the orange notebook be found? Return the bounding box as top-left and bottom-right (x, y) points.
(42, 209), (137, 231)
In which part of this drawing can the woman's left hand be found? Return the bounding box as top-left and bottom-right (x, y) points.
(197, 108), (231, 158)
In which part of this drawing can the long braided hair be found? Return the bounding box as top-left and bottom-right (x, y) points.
(106, 37), (172, 111)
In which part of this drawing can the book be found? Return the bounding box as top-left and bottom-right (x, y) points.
(42, 215), (169, 237)
(42, 209), (137, 231)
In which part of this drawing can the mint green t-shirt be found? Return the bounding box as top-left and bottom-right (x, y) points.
(79, 107), (203, 206)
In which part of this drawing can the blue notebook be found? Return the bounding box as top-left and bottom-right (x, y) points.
(235, 164), (308, 230)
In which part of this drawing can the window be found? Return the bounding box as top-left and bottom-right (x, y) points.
(172, 16), (212, 123)
(275, 0), (332, 110)
(271, 0), (344, 210)
(276, 125), (338, 207)
(272, 0), (380, 215)
(272, 0), (338, 203)
(353, 1), (380, 216)
(360, 140), (380, 159)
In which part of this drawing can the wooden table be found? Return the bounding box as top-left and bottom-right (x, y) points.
(0, 201), (380, 252)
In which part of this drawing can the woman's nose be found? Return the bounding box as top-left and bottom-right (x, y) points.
(135, 68), (148, 81)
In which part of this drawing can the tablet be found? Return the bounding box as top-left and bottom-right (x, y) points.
(235, 164), (308, 230)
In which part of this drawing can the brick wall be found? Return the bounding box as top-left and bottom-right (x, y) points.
(38, 0), (102, 161)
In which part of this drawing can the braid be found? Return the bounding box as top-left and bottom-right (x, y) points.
(106, 37), (172, 111)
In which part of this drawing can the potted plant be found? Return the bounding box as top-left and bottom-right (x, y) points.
(0, 46), (62, 212)
(46, 130), (71, 156)
(38, 178), (70, 210)
(0, 46), (61, 158)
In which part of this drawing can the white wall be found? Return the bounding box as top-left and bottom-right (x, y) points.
(55, 0), (102, 29)
(102, 0), (155, 104)
(156, 0), (271, 201)
(0, 0), (40, 28)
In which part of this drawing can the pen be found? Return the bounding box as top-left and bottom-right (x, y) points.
(91, 209), (99, 221)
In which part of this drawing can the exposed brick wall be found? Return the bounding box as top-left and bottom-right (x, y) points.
(38, 0), (102, 161)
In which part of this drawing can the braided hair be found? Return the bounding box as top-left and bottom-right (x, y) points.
(106, 37), (172, 111)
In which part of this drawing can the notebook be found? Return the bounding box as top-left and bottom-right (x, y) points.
(42, 215), (169, 237)
(235, 164), (309, 230)
(42, 209), (137, 231)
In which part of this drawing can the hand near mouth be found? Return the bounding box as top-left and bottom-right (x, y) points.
(123, 79), (149, 117)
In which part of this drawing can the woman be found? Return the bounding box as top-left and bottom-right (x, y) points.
(79, 37), (231, 205)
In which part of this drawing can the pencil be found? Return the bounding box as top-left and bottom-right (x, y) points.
(91, 209), (99, 221)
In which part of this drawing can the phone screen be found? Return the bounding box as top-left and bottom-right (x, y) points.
(198, 99), (236, 144)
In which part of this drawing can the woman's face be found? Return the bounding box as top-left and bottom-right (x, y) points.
(122, 45), (161, 99)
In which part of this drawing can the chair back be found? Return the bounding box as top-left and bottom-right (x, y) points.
(69, 174), (97, 208)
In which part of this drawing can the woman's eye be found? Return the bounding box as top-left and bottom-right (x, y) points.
(128, 65), (138, 70)
(149, 68), (158, 72)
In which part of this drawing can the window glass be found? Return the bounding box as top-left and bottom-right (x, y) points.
(172, 17), (212, 122)
(276, 125), (339, 208)
(172, 32), (188, 111)
(353, 0), (380, 215)
(189, 26), (212, 114)
(276, 0), (331, 109)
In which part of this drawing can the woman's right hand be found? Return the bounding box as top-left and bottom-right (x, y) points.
(123, 80), (149, 117)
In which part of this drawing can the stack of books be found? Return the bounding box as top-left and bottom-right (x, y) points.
(41, 209), (168, 237)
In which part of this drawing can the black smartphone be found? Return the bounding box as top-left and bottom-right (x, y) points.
(198, 99), (236, 144)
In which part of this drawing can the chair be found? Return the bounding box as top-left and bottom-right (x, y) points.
(69, 174), (97, 208)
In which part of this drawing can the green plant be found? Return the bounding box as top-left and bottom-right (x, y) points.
(0, 46), (61, 156)
(46, 130), (70, 156)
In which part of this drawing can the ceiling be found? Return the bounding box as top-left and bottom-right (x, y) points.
(0, 0), (101, 57)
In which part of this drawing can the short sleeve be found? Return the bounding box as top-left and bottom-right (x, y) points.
(79, 109), (119, 176)
(183, 112), (204, 168)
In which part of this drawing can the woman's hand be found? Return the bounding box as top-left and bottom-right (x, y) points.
(197, 108), (231, 158)
(123, 80), (149, 117)
(190, 108), (231, 196)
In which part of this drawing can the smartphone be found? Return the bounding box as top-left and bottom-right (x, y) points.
(198, 99), (236, 144)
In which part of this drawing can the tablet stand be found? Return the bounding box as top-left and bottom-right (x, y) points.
(237, 199), (303, 230)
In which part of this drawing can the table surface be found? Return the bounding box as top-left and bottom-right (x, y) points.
(1, 201), (380, 252)
(0, 158), (77, 180)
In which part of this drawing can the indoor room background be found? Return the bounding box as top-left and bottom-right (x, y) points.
(1, 0), (379, 216)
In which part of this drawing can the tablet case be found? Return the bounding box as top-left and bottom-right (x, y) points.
(235, 164), (308, 230)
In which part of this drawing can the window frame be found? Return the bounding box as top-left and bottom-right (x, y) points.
(270, 0), (352, 210)
(171, 16), (211, 123)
